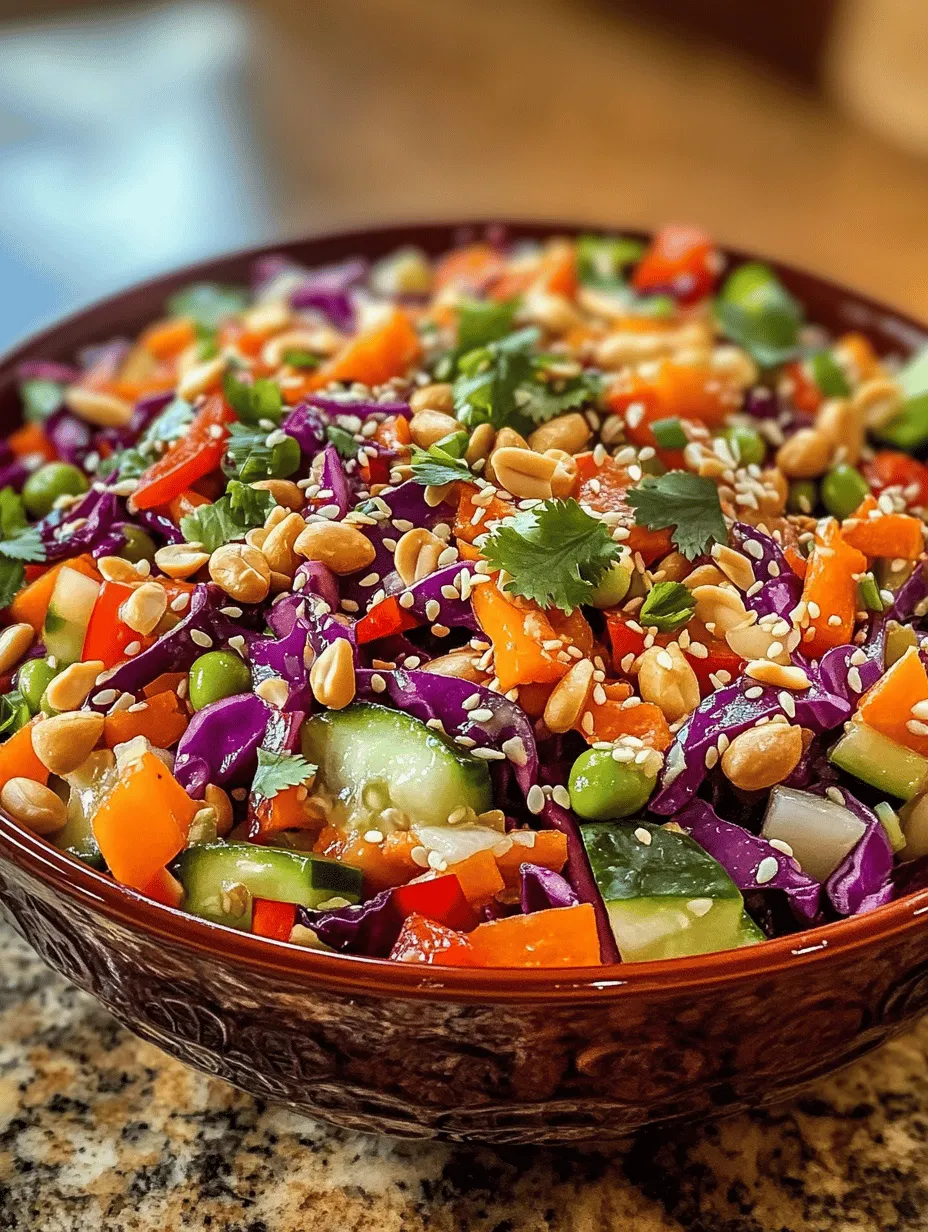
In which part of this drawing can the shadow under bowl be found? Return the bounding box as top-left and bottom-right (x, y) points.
(2, 219), (928, 1145)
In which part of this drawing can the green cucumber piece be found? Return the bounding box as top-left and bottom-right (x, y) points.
(176, 841), (362, 930)
(582, 822), (753, 962)
(301, 702), (493, 829)
(53, 750), (116, 869)
(829, 722), (928, 801)
(737, 911), (766, 947)
(43, 567), (100, 665)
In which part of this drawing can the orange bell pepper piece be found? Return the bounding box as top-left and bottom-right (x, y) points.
(166, 488), (211, 523)
(799, 518), (867, 658)
(468, 903), (602, 968)
(605, 359), (737, 447)
(433, 243), (505, 294)
(252, 898), (297, 941)
(841, 495), (924, 561)
(837, 332), (882, 383)
(471, 583), (570, 693)
(572, 453), (672, 563)
(446, 848), (505, 907)
(92, 751), (197, 890)
(8, 554), (99, 630)
(140, 317), (197, 361)
(495, 830), (568, 888)
(490, 240), (577, 301)
(306, 308), (421, 392)
(251, 784), (320, 838)
(314, 826), (420, 894)
(858, 646), (928, 757)
(390, 914), (475, 965)
(103, 690), (189, 750)
(0, 721), (49, 791)
(142, 671), (189, 699)
(9, 421), (57, 463)
(453, 486), (513, 545)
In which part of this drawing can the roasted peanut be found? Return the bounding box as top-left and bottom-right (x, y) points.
(394, 527), (445, 585)
(310, 638), (356, 709)
(251, 479), (304, 511)
(409, 408), (460, 448)
(1, 776), (67, 834)
(721, 722), (803, 790)
(409, 383), (454, 415)
(775, 428), (833, 479)
(120, 582), (168, 636)
(262, 511), (306, 577)
(209, 543), (271, 603)
(154, 543), (210, 580)
(490, 447), (557, 500)
(64, 386), (133, 428)
(637, 644), (701, 724)
(0, 623), (34, 674)
(528, 412), (592, 456)
(44, 660), (106, 713)
(31, 711), (106, 776)
(543, 659), (594, 734)
(294, 520), (377, 575)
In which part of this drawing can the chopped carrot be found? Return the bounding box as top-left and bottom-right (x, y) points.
(142, 672), (189, 699)
(858, 646), (928, 757)
(8, 422), (56, 463)
(8, 554), (99, 630)
(546, 606), (594, 657)
(251, 785), (319, 838)
(799, 518), (867, 658)
(837, 332), (882, 383)
(141, 867), (185, 909)
(572, 453), (672, 563)
(306, 308), (421, 392)
(490, 240), (577, 301)
(252, 899), (297, 941)
(314, 826), (420, 894)
(784, 544), (808, 580)
(467, 903), (601, 968)
(140, 317), (197, 361)
(453, 486), (513, 544)
(495, 830), (568, 888)
(605, 359), (738, 447)
(471, 583), (570, 693)
(0, 721), (49, 791)
(842, 495), (924, 560)
(103, 690), (189, 750)
(446, 849), (505, 907)
(92, 751), (197, 890)
(582, 698), (672, 749)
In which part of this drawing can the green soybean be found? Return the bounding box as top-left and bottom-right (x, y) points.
(22, 462), (89, 518)
(589, 560), (633, 609)
(17, 658), (59, 714)
(787, 479), (818, 515)
(721, 423), (766, 467)
(189, 650), (252, 711)
(821, 464), (869, 520)
(568, 747), (657, 821)
(117, 525), (157, 564)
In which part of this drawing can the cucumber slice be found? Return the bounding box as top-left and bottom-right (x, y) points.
(582, 822), (754, 962)
(737, 911), (766, 947)
(52, 749), (116, 869)
(176, 841), (362, 930)
(43, 567), (100, 665)
(301, 702), (493, 830)
(829, 722), (928, 801)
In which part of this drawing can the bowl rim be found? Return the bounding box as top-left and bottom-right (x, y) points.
(3, 216), (928, 1005)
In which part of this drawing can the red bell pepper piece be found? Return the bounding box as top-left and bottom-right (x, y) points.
(864, 451), (928, 508)
(252, 899), (297, 941)
(355, 595), (419, 644)
(392, 874), (476, 931)
(632, 224), (719, 305)
(132, 394), (234, 511)
(390, 914), (474, 965)
(81, 580), (152, 667)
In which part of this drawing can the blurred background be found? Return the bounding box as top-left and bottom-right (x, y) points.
(1, 0), (928, 349)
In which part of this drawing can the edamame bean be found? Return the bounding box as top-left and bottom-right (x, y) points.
(721, 424), (766, 467)
(117, 525), (157, 564)
(568, 747), (657, 821)
(589, 560), (633, 609)
(787, 479), (817, 515)
(22, 463), (88, 518)
(821, 464), (869, 520)
(17, 658), (59, 715)
(189, 650), (252, 711)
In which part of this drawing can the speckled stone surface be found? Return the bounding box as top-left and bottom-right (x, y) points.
(4, 916), (928, 1232)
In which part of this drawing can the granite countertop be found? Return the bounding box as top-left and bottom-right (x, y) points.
(3, 917), (928, 1232)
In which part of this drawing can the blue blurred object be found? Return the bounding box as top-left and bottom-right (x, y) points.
(0, 1), (271, 352)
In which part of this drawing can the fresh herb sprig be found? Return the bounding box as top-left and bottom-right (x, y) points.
(627, 471), (727, 561)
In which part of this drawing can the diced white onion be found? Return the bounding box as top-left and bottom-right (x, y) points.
(761, 786), (866, 881)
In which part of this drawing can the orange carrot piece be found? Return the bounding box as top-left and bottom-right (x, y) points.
(471, 583), (569, 693)
(453, 486), (512, 544)
(103, 690), (189, 750)
(799, 518), (867, 658)
(0, 721), (49, 791)
(495, 830), (569, 888)
(8, 554), (99, 630)
(390, 914), (475, 965)
(251, 785), (318, 838)
(141, 866), (185, 909)
(447, 849), (506, 907)
(433, 243), (505, 293)
(858, 646), (928, 757)
(306, 308), (421, 392)
(8, 422), (56, 462)
(467, 903), (602, 968)
(842, 495), (924, 561)
(140, 317), (197, 361)
(314, 826), (420, 895)
(142, 672), (189, 699)
(92, 751), (197, 890)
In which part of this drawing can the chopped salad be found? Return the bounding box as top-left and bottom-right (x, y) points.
(5, 225), (928, 968)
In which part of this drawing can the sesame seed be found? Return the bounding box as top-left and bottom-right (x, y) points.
(634, 827), (652, 845)
(124, 640), (142, 657)
(364, 829), (384, 844)
(687, 898), (713, 917)
(745, 686), (763, 699)
(704, 747), (719, 769)
(755, 856), (778, 885)
(190, 630), (213, 649)
(502, 736), (528, 766)
(825, 786), (846, 806)
(527, 784), (546, 814)
(370, 673), (387, 693)
(358, 572), (380, 587)
(768, 838), (794, 857)
(847, 667), (863, 693)
(778, 690), (796, 718)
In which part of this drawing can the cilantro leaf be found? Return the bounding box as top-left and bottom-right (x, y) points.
(0, 689), (30, 740)
(627, 471), (727, 560)
(516, 370), (601, 425)
(142, 397), (194, 447)
(282, 348), (320, 370)
(453, 327), (539, 430)
(0, 560), (24, 610)
(223, 370), (284, 427)
(252, 748), (317, 800)
(576, 234), (644, 289)
(223, 421), (299, 483)
(482, 498), (620, 613)
(167, 282), (248, 332)
(180, 480), (277, 552)
(0, 526), (45, 563)
(409, 442), (474, 488)
(639, 581), (696, 633)
(325, 424), (360, 459)
(435, 298), (519, 380)
(19, 378), (65, 423)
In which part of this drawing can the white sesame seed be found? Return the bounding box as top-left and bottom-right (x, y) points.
(190, 630), (213, 649)
(527, 784), (546, 814)
(755, 856), (778, 885)
(634, 827), (652, 845)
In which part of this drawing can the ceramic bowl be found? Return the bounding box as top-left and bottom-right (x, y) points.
(2, 221), (928, 1146)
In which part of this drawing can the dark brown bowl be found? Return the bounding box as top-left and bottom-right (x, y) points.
(2, 220), (928, 1145)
